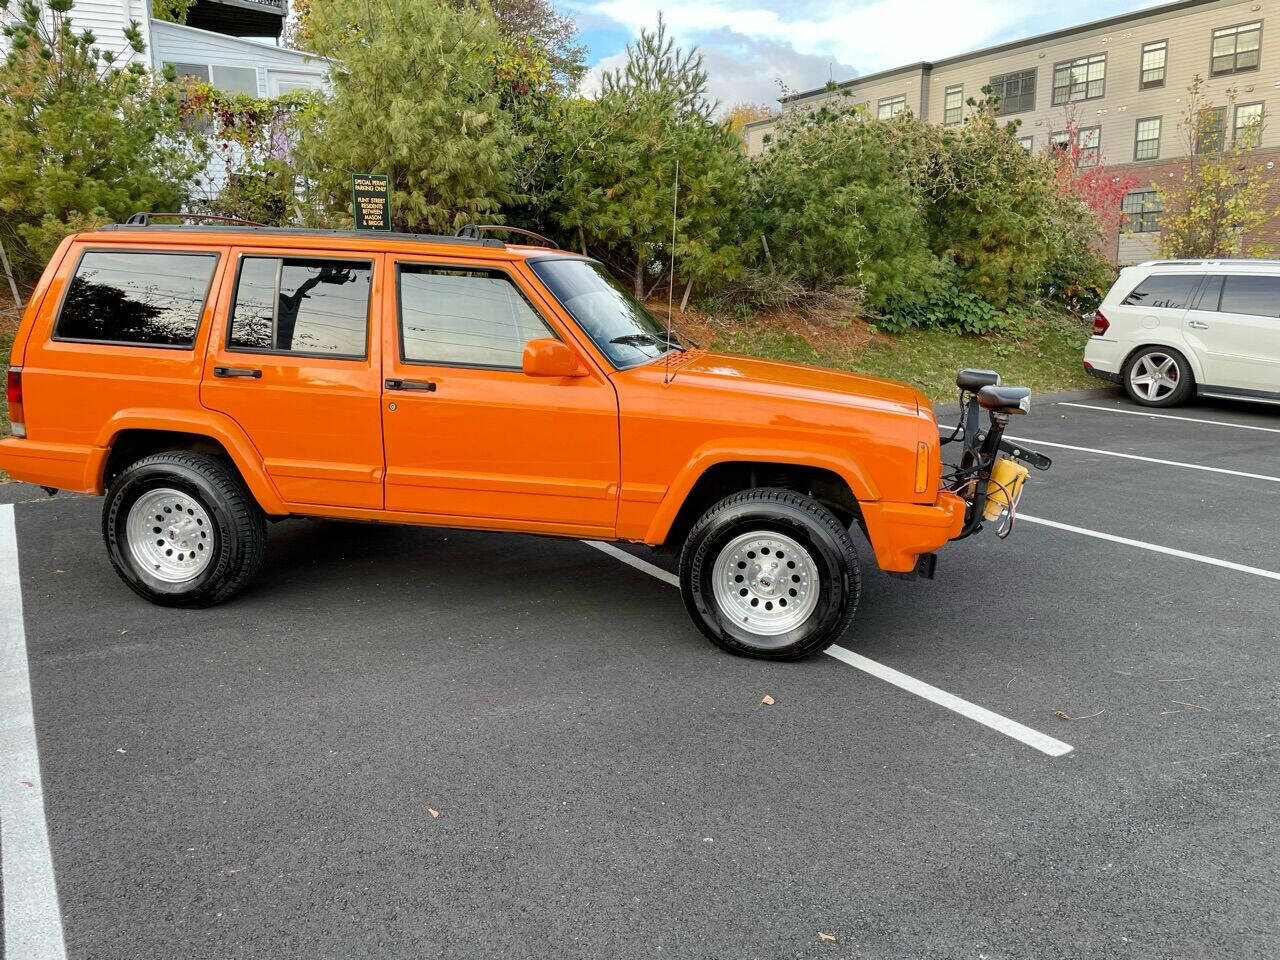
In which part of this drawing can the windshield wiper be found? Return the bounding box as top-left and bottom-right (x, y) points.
(609, 333), (661, 347)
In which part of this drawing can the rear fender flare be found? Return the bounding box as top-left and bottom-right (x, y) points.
(91, 410), (286, 514)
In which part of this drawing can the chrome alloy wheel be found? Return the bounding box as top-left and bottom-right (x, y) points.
(711, 531), (820, 636)
(126, 487), (214, 583)
(1129, 352), (1180, 402)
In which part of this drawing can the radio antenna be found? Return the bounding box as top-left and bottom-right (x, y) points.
(664, 158), (678, 385)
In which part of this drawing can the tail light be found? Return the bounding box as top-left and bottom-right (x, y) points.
(6, 367), (24, 438)
(1091, 310), (1110, 337)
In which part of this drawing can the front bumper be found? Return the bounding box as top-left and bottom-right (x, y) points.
(861, 492), (966, 573)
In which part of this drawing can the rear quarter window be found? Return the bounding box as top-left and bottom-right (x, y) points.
(54, 250), (218, 348)
(1219, 274), (1280, 318)
(1121, 274), (1201, 310)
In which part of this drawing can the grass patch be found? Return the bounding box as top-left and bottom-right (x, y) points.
(682, 304), (1096, 406)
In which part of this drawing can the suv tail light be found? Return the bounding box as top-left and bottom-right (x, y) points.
(6, 367), (24, 438)
(1091, 310), (1110, 337)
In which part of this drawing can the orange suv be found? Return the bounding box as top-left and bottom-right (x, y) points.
(1, 218), (1047, 659)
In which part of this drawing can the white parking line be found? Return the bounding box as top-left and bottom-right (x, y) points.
(0, 505), (68, 959)
(1008, 436), (1280, 485)
(1020, 513), (1280, 583)
(1057, 401), (1280, 434)
(584, 540), (1073, 758)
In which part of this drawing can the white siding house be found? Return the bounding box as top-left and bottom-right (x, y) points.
(150, 19), (327, 98)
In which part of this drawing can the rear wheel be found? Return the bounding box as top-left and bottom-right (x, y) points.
(103, 452), (266, 607)
(679, 488), (860, 660)
(1123, 346), (1194, 407)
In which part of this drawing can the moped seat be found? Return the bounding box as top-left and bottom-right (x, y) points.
(977, 385), (1031, 414)
(956, 368), (1000, 392)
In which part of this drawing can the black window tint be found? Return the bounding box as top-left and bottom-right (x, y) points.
(229, 257), (371, 357)
(56, 251), (216, 347)
(1190, 275), (1223, 311)
(398, 266), (553, 368)
(1219, 275), (1280, 318)
(1121, 274), (1200, 310)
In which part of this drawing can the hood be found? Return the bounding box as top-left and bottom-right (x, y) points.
(668, 350), (924, 414)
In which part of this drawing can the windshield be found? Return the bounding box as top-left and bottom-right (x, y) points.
(530, 258), (682, 368)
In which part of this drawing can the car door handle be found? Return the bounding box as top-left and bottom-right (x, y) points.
(1188, 320), (1209, 329)
(384, 378), (437, 392)
(214, 366), (262, 379)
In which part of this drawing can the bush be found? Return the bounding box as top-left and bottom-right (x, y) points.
(0, 0), (202, 278)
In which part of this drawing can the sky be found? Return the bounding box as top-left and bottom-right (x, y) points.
(568, 0), (1168, 110)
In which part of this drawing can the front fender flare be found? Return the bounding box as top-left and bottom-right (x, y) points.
(642, 438), (879, 545)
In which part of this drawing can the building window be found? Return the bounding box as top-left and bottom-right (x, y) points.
(1211, 21), (1262, 76)
(1134, 117), (1161, 160)
(944, 85), (964, 125)
(166, 61), (259, 96)
(877, 95), (906, 120)
(1195, 106), (1227, 153)
(1017, 135), (1034, 152)
(1234, 102), (1264, 147)
(1140, 40), (1167, 89)
(990, 68), (1036, 116)
(1051, 126), (1101, 165)
(1122, 190), (1162, 232)
(1052, 53), (1106, 105)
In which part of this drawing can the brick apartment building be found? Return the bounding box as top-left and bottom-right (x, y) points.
(743, 0), (1280, 263)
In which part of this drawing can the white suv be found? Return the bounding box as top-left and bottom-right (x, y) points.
(1084, 259), (1280, 408)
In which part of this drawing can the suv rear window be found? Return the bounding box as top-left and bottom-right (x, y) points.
(55, 250), (218, 347)
(1121, 274), (1201, 310)
(228, 257), (372, 358)
(1219, 274), (1280, 318)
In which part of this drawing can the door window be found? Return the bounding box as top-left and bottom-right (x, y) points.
(55, 250), (218, 348)
(1121, 274), (1200, 310)
(228, 257), (372, 358)
(397, 265), (553, 368)
(1218, 275), (1280, 318)
(1190, 275), (1223, 311)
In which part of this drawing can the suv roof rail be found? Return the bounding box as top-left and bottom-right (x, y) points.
(456, 224), (559, 249)
(125, 212), (265, 227)
(1137, 257), (1280, 267)
(101, 221), (507, 248)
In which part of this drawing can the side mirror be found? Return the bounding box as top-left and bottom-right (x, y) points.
(522, 338), (585, 378)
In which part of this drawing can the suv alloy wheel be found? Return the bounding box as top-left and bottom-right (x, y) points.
(679, 488), (861, 660)
(103, 452), (267, 607)
(1123, 345), (1194, 407)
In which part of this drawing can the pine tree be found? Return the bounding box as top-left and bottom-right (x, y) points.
(298, 0), (525, 234)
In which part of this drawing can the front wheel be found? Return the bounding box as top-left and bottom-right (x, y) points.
(679, 489), (860, 660)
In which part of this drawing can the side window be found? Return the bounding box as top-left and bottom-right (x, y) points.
(228, 257), (372, 358)
(397, 265), (553, 368)
(55, 250), (217, 347)
(1219, 275), (1280, 318)
(1190, 275), (1223, 312)
(1121, 274), (1200, 310)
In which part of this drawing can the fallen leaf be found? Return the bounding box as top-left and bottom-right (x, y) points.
(761, 695), (775, 706)
(428, 808), (439, 818)
(120, 629), (129, 636)
(20, 780), (32, 788)
(116, 748), (127, 753)
(818, 931), (837, 942)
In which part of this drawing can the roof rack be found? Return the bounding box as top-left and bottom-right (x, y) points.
(125, 212), (265, 227)
(456, 224), (559, 249)
(1138, 258), (1280, 267)
(103, 219), (506, 248)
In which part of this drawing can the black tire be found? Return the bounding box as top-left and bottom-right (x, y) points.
(678, 488), (860, 660)
(102, 452), (267, 607)
(1122, 345), (1195, 407)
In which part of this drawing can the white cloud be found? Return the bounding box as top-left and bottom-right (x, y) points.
(579, 28), (856, 109)
(571, 0), (1022, 76)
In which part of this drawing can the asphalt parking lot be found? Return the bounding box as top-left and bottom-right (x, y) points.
(2, 386), (1278, 960)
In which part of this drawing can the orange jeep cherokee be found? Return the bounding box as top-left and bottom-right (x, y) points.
(1, 218), (1048, 659)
